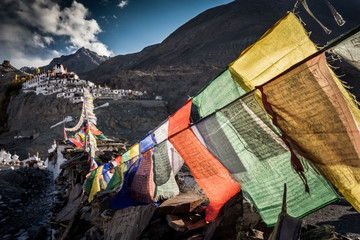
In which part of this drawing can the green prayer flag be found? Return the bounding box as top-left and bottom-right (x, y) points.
(85, 170), (97, 193)
(122, 150), (131, 162)
(106, 163), (127, 190)
(212, 93), (339, 226)
(96, 133), (107, 140)
(193, 69), (246, 118)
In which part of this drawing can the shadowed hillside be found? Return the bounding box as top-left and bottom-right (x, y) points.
(37, 47), (110, 74)
(81, 0), (360, 112)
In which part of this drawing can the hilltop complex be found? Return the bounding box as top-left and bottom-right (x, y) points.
(22, 64), (145, 103)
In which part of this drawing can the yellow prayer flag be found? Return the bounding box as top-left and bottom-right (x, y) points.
(89, 165), (104, 202)
(262, 54), (360, 213)
(130, 143), (140, 159)
(229, 12), (317, 91)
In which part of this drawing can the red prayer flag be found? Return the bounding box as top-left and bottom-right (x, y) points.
(64, 128), (68, 140)
(168, 99), (240, 222)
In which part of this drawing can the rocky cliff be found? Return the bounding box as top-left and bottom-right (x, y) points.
(0, 60), (27, 93)
(0, 92), (168, 159)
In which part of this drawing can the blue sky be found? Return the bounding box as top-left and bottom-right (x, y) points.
(81, 0), (234, 54)
(0, 0), (233, 68)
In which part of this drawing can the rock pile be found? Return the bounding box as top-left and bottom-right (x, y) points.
(49, 137), (249, 240)
(50, 148), (357, 240)
(0, 142), (356, 240)
(0, 167), (53, 240)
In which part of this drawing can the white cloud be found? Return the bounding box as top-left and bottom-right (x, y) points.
(15, 55), (56, 69)
(32, 34), (54, 48)
(6, 48), (60, 69)
(0, 0), (112, 68)
(117, 0), (128, 8)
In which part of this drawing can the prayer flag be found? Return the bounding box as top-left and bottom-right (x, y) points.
(168, 100), (240, 222)
(332, 31), (360, 71)
(153, 120), (169, 144)
(130, 149), (156, 203)
(106, 163), (127, 190)
(193, 69), (246, 118)
(64, 128), (67, 140)
(261, 53), (360, 214)
(196, 91), (338, 225)
(85, 169), (97, 193)
(122, 150), (131, 163)
(111, 157), (142, 210)
(89, 165), (105, 202)
(130, 143), (140, 159)
(139, 134), (156, 153)
(153, 141), (180, 201)
(102, 163), (111, 184)
(68, 137), (83, 148)
(153, 120), (184, 175)
(229, 12), (317, 92)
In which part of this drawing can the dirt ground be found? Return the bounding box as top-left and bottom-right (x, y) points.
(0, 167), (53, 239)
(302, 198), (360, 239)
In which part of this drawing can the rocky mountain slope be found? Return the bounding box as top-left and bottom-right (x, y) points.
(81, 0), (360, 112)
(0, 60), (27, 93)
(0, 93), (168, 159)
(21, 47), (110, 74)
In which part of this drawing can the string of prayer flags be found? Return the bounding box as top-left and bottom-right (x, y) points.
(86, 127), (99, 170)
(168, 100), (240, 222)
(68, 137), (84, 148)
(65, 88), (96, 132)
(229, 12), (317, 92)
(83, 88), (97, 126)
(83, 88), (101, 168)
(193, 69), (246, 118)
(89, 122), (107, 140)
(261, 53), (360, 214)
(332, 31), (360, 71)
(130, 149), (156, 203)
(194, 91), (338, 225)
(64, 87), (105, 172)
(65, 112), (84, 132)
